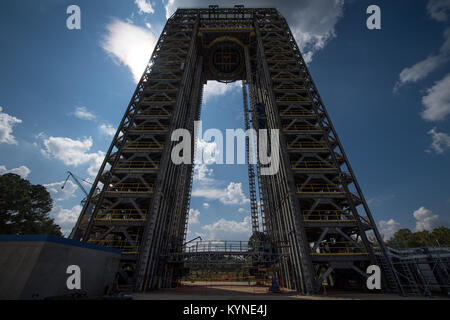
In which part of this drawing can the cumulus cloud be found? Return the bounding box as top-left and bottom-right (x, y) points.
(202, 216), (252, 240)
(394, 29), (450, 92)
(188, 208), (200, 224)
(163, 0), (344, 63)
(413, 206), (441, 231)
(192, 182), (250, 205)
(99, 123), (116, 136)
(203, 81), (241, 102)
(427, 127), (450, 154)
(394, 55), (446, 92)
(43, 180), (78, 201)
(40, 136), (105, 177)
(100, 19), (158, 83)
(193, 164), (215, 184)
(195, 137), (220, 165)
(203, 202), (210, 208)
(72, 106), (96, 121)
(0, 106), (22, 145)
(427, 0), (450, 22)
(421, 73), (450, 121)
(379, 219), (401, 241)
(50, 204), (82, 236)
(238, 208), (246, 213)
(0, 165), (30, 178)
(135, 0), (155, 14)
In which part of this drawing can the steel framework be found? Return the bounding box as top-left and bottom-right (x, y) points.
(72, 6), (400, 295)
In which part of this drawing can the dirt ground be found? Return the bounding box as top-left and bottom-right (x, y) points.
(132, 281), (446, 300)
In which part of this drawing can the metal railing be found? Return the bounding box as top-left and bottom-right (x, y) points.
(287, 142), (327, 150)
(311, 241), (368, 256)
(296, 184), (345, 194)
(123, 142), (164, 150)
(95, 209), (147, 222)
(291, 161), (336, 170)
(283, 125), (322, 132)
(302, 210), (355, 222)
(129, 125), (169, 132)
(105, 183), (154, 194)
(116, 161), (160, 170)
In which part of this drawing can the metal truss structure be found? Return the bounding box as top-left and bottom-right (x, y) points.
(73, 6), (400, 295)
(379, 246), (450, 296)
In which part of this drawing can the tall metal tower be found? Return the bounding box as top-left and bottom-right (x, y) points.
(73, 7), (399, 294)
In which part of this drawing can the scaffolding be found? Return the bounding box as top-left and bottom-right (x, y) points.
(72, 6), (401, 295)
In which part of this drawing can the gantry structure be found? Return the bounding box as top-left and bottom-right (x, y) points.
(72, 6), (400, 295)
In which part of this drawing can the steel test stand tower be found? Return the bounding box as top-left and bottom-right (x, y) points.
(72, 6), (400, 295)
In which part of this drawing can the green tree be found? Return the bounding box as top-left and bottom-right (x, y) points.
(386, 226), (450, 248)
(0, 173), (62, 236)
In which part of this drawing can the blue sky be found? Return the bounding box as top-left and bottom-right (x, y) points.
(0, 0), (449, 240)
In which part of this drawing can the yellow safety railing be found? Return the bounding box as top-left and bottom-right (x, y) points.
(310, 242), (368, 256)
(283, 125), (321, 132)
(148, 75), (181, 81)
(123, 142), (164, 150)
(129, 125), (169, 132)
(291, 161), (336, 170)
(147, 86), (178, 92)
(88, 239), (140, 255)
(280, 110), (315, 117)
(137, 110), (172, 117)
(271, 74), (298, 80)
(264, 41), (290, 47)
(296, 184), (344, 194)
(276, 96), (311, 103)
(265, 48), (291, 54)
(302, 210), (355, 222)
(269, 65), (298, 71)
(199, 27), (254, 31)
(106, 183), (154, 194)
(95, 209), (147, 222)
(287, 142), (327, 150)
(142, 97), (176, 103)
(116, 161), (160, 170)
(267, 57), (295, 62)
(274, 85), (307, 91)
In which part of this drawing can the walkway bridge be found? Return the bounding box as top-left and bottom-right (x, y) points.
(166, 240), (287, 268)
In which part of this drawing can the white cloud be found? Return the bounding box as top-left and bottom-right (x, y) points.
(379, 219), (401, 241)
(394, 55), (446, 92)
(203, 81), (241, 102)
(188, 208), (200, 224)
(192, 182), (250, 205)
(394, 28), (450, 92)
(100, 19), (158, 83)
(164, 0), (344, 63)
(413, 206), (440, 232)
(73, 106), (96, 121)
(193, 164), (214, 183)
(43, 180), (78, 202)
(0, 106), (22, 145)
(421, 73), (450, 121)
(238, 208), (245, 213)
(427, 127), (450, 154)
(202, 216), (252, 241)
(99, 123), (116, 136)
(135, 0), (155, 14)
(50, 204), (82, 236)
(40, 136), (105, 177)
(0, 165), (30, 178)
(203, 202), (210, 208)
(195, 138), (220, 165)
(427, 0), (450, 22)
